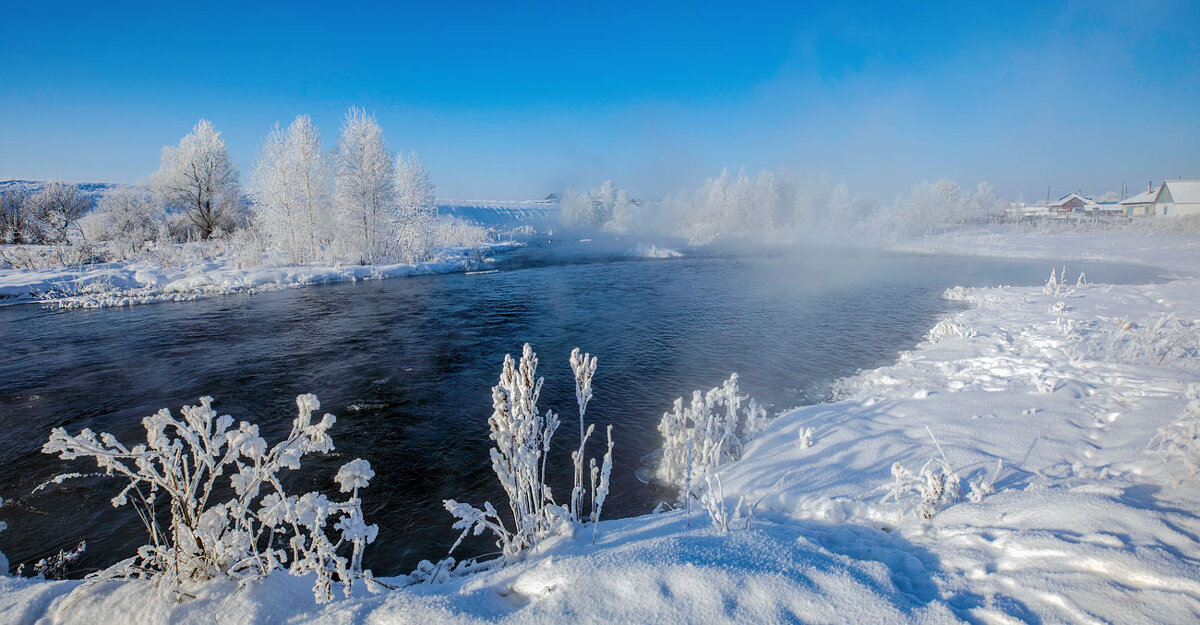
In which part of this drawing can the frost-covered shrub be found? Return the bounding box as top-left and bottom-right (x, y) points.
(0, 185), (35, 244)
(93, 186), (168, 258)
(41, 394), (379, 603)
(656, 373), (767, 499)
(926, 319), (974, 343)
(28, 182), (91, 243)
(1153, 385), (1200, 473)
(701, 475), (751, 534)
(798, 427), (814, 449)
(967, 460), (1003, 504)
(428, 216), (494, 251)
(1079, 313), (1200, 372)
(884, 430), (962, 520)
(19, 541), (87, 580)
(444, 344), (614, 562)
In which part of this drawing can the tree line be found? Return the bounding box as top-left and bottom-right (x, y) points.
(0, 108), (442, 265)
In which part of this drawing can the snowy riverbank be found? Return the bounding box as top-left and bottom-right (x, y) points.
(0, 242), (519, 309)
(3, 228), (1200, 623)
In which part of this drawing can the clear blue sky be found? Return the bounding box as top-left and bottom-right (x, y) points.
(1, 0), (1197, 201)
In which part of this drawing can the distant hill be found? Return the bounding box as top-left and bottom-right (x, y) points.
(437, 198), (560, 228)
(0, 179), (130, 211)
(1, 180), (560, 228)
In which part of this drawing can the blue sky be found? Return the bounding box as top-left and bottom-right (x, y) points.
(1, 1), (1197, 201)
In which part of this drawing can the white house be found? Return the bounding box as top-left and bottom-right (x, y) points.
(1119, 181), (1200, 217)
(1155, 180), (1200, 217)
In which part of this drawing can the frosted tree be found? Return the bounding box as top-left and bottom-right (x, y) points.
(560, 188), (595, 228)
(561, 181), (635, 230)
(151, 120), (242, 239)
(251, 115), (335, 262)
(394, 150), (436, 261)
(395, 150), (435, 220)
(251, 125), (300, 257)
(607, 189), (636, 234)
(969, 181), (1002, 222)
(334, 107), (395, 264)
(0, 185), (32, 244)
(888, 178), (966, 238)
(291, 116), (335, 258)
(94, 186), (166, 257)
(29, 182), (90, 243)
(596, 180), (616, 225)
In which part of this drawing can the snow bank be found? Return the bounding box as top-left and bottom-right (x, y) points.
(710, 228), (1200, 621)
(891, 224), (1200, 278)
(0, 243), (517, 309)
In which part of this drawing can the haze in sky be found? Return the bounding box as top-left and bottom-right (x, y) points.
(1, 0), (1197, 201)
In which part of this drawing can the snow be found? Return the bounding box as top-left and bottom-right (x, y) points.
(1120, 189), (1158, 205)
(0, 243), (517, 308)
(630, 244), (683, 259)
(5, 226), (1200, 623)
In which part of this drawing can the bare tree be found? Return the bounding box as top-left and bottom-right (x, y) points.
(151, 120), (241, 239)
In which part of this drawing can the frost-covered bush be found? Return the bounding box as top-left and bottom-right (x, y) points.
(28, 181), (91, 244)
(700, 475), (751, 534)
(657, 373), (767, 499)
(19, 541), (87, 580)
(884, 430), (962, 520)
(41, 394), (379, 603)
(427, 216), (493, 252)
(798, 427), (814, 449)
(926, 319), (974, 343)
(967, 460), (1003, 504)
(92, 186), (168, 258)
(1153, 385), (1200, 473)
(0, 185), (35, 244)
(444, 344), (614, 562)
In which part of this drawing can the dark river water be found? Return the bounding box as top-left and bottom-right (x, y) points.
(0, 239), (1160, 577)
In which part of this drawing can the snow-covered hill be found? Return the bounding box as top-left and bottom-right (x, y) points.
(437, 199), (559, 229)
(0, 180), (126, 210)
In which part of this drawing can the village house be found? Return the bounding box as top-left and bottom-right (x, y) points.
(1119, 180), (1200, 217)
(1046, 192), (1096, 216)
(1155, 180), (1200, 217)
(1119, 184), (1158, 216)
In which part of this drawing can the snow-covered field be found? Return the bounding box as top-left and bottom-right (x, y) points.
(4, 226), (1200, 623)
(0, 243), (517, 309)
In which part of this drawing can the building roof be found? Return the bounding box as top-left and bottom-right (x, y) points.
(1048, 193), (1091, 207)
(1048, 193), (1102, 209)
(1163, 180), (1200, 204)
(1119, 189), (1157, 205)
